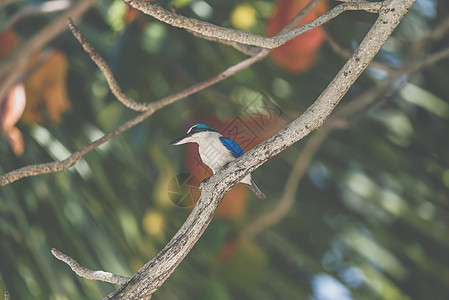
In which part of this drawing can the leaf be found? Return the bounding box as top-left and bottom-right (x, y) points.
(0, 30), (20, 60)
(142, 210), (165, 240)
(124, 7), (138, 24)
(0, 84), (26, 156)
(231, 4), (257, 30)
(266, 0), (328, 73)
(23, 50), (71, 124)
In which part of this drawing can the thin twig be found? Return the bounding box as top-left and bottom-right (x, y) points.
(412, 46), (449, 72)
(0, 0), (16, 9)
(425, 17), (449, 43)
(125, 0), (382, 49)
(67, 18), (147, 111)
(0, 50), (267, 186)
(1, 0), (322, 184)
(187, 0), (323, 55)
(240, 19), (449, 240)
(0, 0), (97, 106)
(108, 1), (416, 298)
(0, 0), (71, 33)
(279, 0), (323, 34)
(187, 31), (261, 56)
(241, 127), (331, 240)
(326, 33), (396, 73)
(51, 248), (129, 285)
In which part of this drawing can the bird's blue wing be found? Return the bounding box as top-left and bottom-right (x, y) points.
(219, 137), (245, 158)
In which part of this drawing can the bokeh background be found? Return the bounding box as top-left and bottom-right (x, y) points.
(1, 0), (449, 299)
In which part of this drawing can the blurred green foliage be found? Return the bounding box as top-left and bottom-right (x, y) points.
(1, 0), (449, 299)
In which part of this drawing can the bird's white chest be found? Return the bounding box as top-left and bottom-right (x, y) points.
(197, 136), (235, 174)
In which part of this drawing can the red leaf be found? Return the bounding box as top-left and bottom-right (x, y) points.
(0, 30), (20, 60)
(266, 0), (328, 73)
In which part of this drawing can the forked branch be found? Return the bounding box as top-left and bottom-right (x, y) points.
(124, 0), (382, 49)
(108, 0), (416, 298)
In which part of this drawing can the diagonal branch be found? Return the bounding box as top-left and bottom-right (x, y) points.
(124, 0), (382, 49)
(0, 49), (267, 186)
(108, 0), (416, 298)
(67, 18), (148, 112)
(51, 248), (129, 285)
(0, 0), (71, 33)
(240, 41), (449, 239)
(0, 0), (320, 185)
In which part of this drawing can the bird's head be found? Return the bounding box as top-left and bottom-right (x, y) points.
(169, 123), (220, 145)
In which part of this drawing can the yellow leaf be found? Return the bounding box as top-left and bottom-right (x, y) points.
(142, 210), (165, 240)
(231, 4), (256, 30)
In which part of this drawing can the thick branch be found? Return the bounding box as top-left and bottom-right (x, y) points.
(124, 0), (382, 49)
(108, 0), (416, 298)
(51, 248), (129, 285)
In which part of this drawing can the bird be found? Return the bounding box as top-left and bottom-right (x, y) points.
(169, 123), (266, 200)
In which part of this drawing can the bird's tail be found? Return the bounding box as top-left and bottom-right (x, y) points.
(247, 179), (266, 200)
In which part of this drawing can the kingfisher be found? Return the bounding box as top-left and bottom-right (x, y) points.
(169, 123), (266, 200)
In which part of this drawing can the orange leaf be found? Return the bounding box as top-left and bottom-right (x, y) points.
(124, 6), (138, 23)
(23, 50), (71, 124)
(0, 84), (26, 156)
(187, 142), (250, 221)
(266, 0), (328, 73)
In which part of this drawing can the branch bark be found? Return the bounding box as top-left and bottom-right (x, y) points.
(124, 0), (382, 49)
(108, 0), (416, 298)
(51, 248), (129, 285)
(0, 0), (315, 185)
(0, 49), (267, 186)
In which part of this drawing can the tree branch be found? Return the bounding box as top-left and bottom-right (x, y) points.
(0, 49), (267, 186)
(0, 0), (71, 33)
(0, 0), (16, 9)
(67, 18), (148, 112)
(0, 0), (320, 185)
(326, 32), (396, 73)
(186, 0), (323, 55)
(51, 248), (129, 285)
(241, 12), (449, 241)
(108, 0), (416, 298)
(124, 0), (382, 49)
(0, 0), (97, 106)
